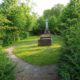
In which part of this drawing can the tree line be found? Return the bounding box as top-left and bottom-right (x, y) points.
(0, 0), (37, 46)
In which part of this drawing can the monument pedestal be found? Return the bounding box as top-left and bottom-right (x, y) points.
(38, 34), (52, 46)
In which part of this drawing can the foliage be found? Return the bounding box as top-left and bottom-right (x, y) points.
(44, 4), (64, 34)
(0, 47), (15, 80)
(37, 16), (45, 34)
(0, 0), (17, 16)
(35, 4), (64, 35)
(59, 0), (80, 31)
(58, 23), (80, 80)
(0, 14), (18, 46)
(0, 0), (37, 46)
(43, 4), (64, 18)
(49, 16), (60, 34)
(58, 0), (80, 80)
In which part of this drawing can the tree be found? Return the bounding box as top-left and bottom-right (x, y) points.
(51, 4), (64, 17)
(0, 0), (38, 45)
(42, 4), (64, 34)
(0, 14), (18, 46)
(43, 9), (51, 18)
(59, 0), (80, 80)
(60, 0), (80, 31)
(37, 16), (45, 34)
(1, 0), (17, 16)
(49, 16), (60, 34)
(43, 4), (64, 19)
(10, 3), (37, 38)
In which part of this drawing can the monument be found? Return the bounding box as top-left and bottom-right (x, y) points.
(38, 19), (52, 46)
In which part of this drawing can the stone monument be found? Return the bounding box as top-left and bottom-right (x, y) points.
(38, 19), (52, 46)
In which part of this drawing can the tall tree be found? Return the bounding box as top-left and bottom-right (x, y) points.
(1, 0), (17, 16)
(60, 0), (80, 31)
(42, 4), (64, 34)
(59, 0), (80, 80)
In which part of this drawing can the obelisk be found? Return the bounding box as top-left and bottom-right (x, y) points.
(38, 19), (52, 46)
(44, 19), (50, 34)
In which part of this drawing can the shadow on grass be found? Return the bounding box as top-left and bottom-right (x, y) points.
(14, 36), (64, 65)
(17, 48), (62, 65)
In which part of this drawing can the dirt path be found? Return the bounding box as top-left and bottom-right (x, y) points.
(5, 47), (58, 80)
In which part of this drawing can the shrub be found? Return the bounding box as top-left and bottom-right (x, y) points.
(0, 47), (15, 80)
(58, 23), (80, 80)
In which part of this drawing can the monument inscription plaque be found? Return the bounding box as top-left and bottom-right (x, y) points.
(38, 19), (52, 46)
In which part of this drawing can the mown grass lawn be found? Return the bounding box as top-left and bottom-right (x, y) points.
(14, 35), (64, 65)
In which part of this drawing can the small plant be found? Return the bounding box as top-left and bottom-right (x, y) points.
(0, 47), (15, 80)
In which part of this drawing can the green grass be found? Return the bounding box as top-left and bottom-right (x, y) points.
(14, 35), (64, 65)
(0, 46), (15, 80)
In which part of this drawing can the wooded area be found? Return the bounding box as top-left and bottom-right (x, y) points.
(0, 0), (80, 80)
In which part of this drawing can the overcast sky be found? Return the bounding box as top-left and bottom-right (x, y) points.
(0, 0), (70, 15)
(32, 0), (70, 16)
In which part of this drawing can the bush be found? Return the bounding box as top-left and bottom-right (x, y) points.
(58, 23), (80, 80)
(0, 47), (15, 80)
(2, 29), (17, 47)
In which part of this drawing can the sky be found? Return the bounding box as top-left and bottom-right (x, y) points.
(0, 0), (70, 16)
(32, 0), (70, 16)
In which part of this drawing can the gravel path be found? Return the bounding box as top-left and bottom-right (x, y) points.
(5, 47), (59, 80)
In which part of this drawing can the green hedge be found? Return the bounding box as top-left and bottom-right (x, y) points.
(58, 23), (80, 80)
(0, 47), (15, 80)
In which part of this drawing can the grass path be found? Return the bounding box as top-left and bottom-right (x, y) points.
(5, 46), (58, 80)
